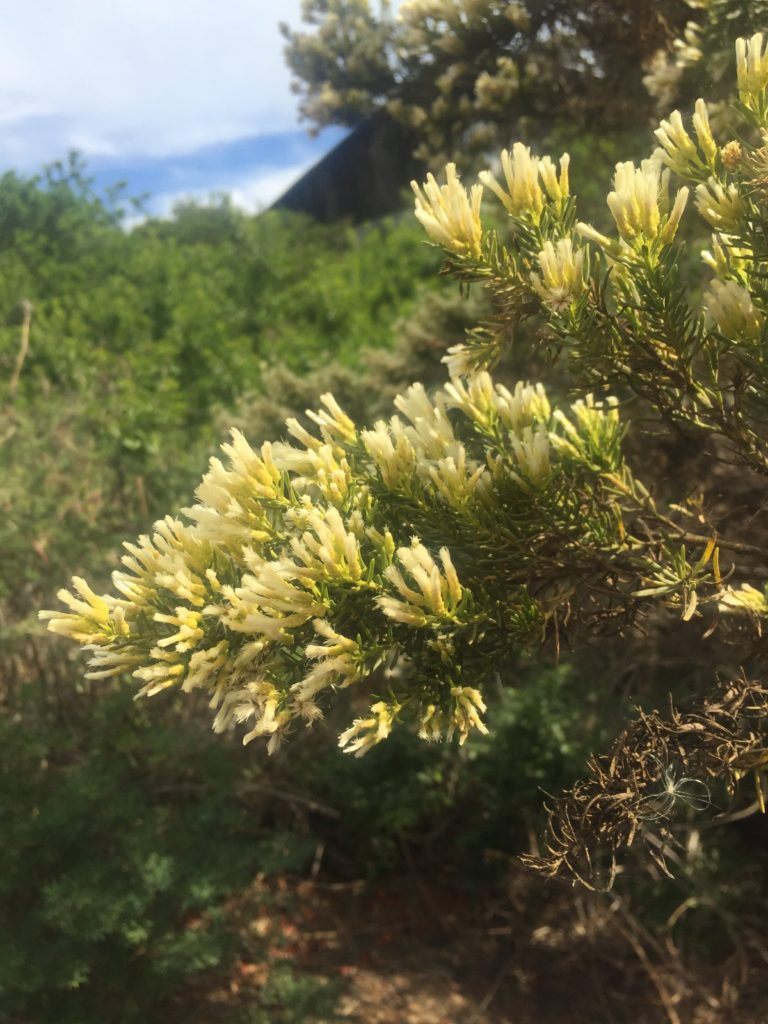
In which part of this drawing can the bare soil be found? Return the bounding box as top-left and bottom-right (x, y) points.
(187, 863), (768, 1024)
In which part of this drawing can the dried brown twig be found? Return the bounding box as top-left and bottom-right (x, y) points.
(523, 675), (768, 889)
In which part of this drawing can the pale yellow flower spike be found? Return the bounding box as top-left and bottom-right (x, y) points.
(692, 99), (717, 164)
(581, 158), (689, 249)
(478, 143), (545, 221)
(695, 178), (744, 232)
(705, 279), (765, 341)
(654, 110), (698, 177)
(736, 32), (768, 102)
(531, 238), (585, 313)
(411, 163), (483, 257)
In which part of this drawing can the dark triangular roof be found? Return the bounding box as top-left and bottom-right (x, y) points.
(271, 114), (425, 223)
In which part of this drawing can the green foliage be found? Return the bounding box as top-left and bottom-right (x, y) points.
(0, 169), (440, 1018)
(299, 663), (609, 873)
(239, 966), (341, 1024)
(0, 164), (437, 627)
(0, 687), (322, 1023)
(282, 0), (688, 169)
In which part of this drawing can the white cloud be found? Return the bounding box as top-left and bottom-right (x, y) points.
(0, 0), (308, 166)
(227, 163), (314, 211)
(138, 156), (316, 224)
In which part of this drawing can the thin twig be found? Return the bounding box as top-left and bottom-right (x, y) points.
(8, 299), (33, 401)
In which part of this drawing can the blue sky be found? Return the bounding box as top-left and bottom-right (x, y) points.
(0, 1), (361, 216)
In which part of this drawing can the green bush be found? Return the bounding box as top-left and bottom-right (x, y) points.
(0, 687), (320, 1024)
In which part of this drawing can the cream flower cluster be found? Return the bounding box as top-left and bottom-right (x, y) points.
(411, 163), (483, 256)
(531, 238), (586, 313)
(695, 178), (744, 232)
(42, 371), (627, 756)
(654, 99), (717, 179)
(478, 143), (569, 221)
(704, 279), (765, 341)
(377, 541), (464, 627)
(582, 158), (689, 248)
(736, 32), (768, 104)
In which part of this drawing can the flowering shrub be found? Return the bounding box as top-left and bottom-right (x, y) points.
(43, 33), (768, 884)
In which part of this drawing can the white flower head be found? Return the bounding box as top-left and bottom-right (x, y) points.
(530, 238), (586, 313)
(503, 424), (552, 490)
(338, 700), (397, 757)
(705, 279), (765, 340)
(643, 48), (683, 110)
(362, 418), (417, 490)
(692, 99), (718, 164)
(393, 382), (457, 461)
(306, 393), (357, 445)
(377, 539), (464, 626)
(223, 557), (325, 641)
(444, 374), (551, 441)
(695, 177), (744, 232)
(291, 618), (361, 705)
(411, 163), (483, 256)
(448, 686), (489, 745)
(39, 576), (115, 644)
(538, 153), (570, 202)
(441, 342), (475, 378)
(736, 32), (768, 102)
(701, 232), (752, 277)
(654, 110), (699, 177)
(214, 680), (292, 752)
(673, 21), (703, 68)
(429, 444), (488, 507)
(479, 143), (545, 220)
(289, 505), (365, 583)
(606, 158), (689, 245)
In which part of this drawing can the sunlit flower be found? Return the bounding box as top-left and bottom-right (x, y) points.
(39, 576), (113, 643)
(291, 618), (362, 705)
(700, 233), (752, 276)
(479, 143), (545, 220)
(530, 238), (586, 312)
(288, 505), (366, 584)
(692, 99), (718, 164)
(673, 21), (703, 68)
(538, 153), (570, 202)
(449, 686), (489, 744)
(506, 424), (552, 488)
(411, 163), (483, 256)
(338, 700), (398, 757)
(214, 680), (292, 752)
(394, 383), (457, 461)
(695, 178), (744, 232)
(605, 158), (689, 245)
(222, 557), (326, 641)
(429, 445), (488, 506)
(361, 418), (418, 490)
(441, 342), (475, 378)
(736, 32), (768, 101)
(377, 539), (464, 626)
(654, 110), (699, 177)
(704, 279), (764, 340)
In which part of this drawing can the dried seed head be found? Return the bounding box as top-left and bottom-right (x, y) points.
(721, 140), (743, 170)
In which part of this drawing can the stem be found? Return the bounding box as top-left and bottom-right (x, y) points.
(8, 299), (33, 401)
